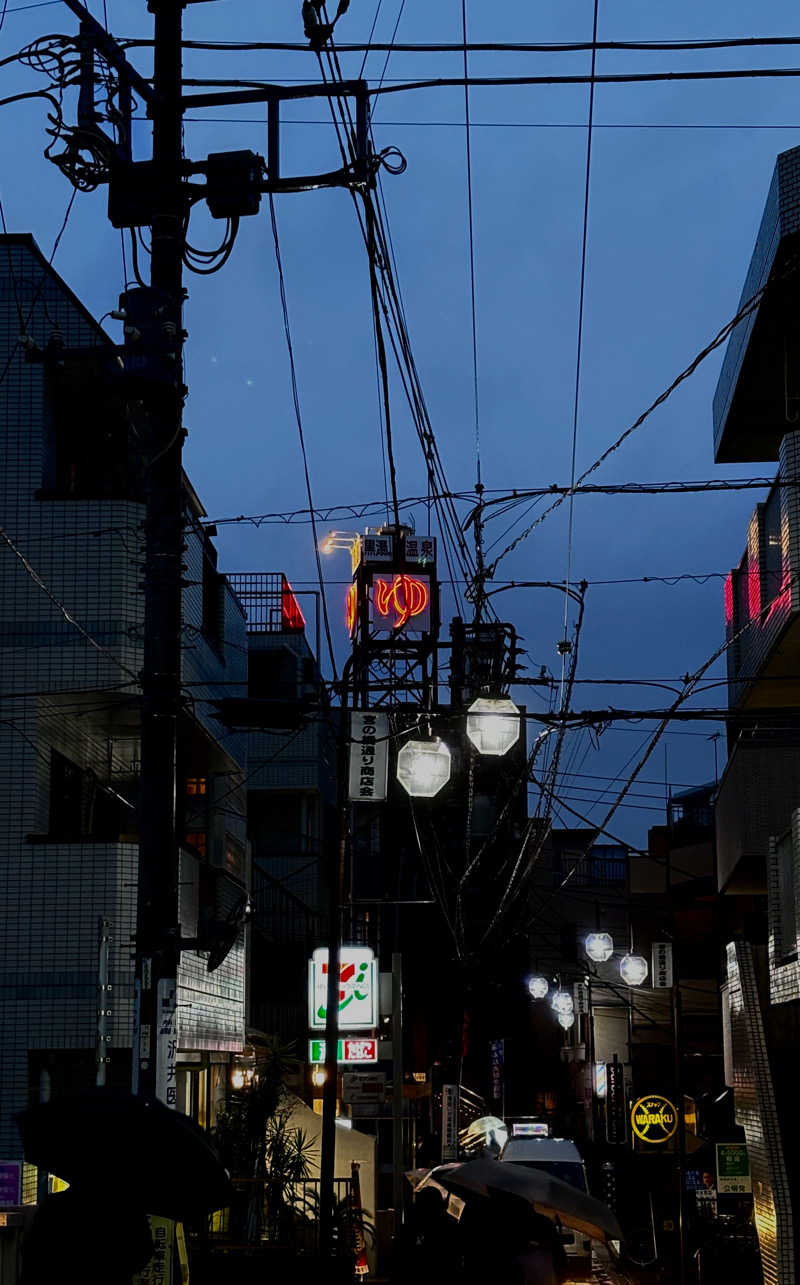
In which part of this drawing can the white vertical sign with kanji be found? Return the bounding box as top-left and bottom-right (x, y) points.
(155, 979), (177, 1108)
(348, 712), (389, 802)
(651, 942), (674, 988)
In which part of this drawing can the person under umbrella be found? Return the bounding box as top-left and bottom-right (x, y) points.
(21, 1187), (156, 1285)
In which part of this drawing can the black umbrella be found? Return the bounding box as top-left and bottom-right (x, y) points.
(16, 1088), (233, 1221)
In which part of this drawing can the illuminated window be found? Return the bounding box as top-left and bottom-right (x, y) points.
(185, 831), (207, 858)
(186, 778), (207, 796)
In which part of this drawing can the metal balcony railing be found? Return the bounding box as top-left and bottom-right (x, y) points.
(227, 573), (305, 633)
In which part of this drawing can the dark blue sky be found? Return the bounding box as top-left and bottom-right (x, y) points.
(3, 0), (799, 844)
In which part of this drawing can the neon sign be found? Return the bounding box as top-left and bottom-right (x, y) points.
(346, 583), (358, 636)
(373, 574), (430, 631)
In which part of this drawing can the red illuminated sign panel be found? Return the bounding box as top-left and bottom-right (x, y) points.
(371, 574), (431, 633)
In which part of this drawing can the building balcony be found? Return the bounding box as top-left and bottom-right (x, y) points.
(715, 733), (800, 892)
(713, 144), (800, 463)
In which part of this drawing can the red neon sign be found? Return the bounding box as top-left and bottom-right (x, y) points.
(374, 574), (429, 630)
(346, 583), (357, 635)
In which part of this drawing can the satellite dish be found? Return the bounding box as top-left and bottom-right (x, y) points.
(206, 893), (250, 974)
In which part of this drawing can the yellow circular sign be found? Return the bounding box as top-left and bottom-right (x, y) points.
(631, 1094), (678, 1144)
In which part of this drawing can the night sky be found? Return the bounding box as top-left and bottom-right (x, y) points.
(3, 0), (799, 846)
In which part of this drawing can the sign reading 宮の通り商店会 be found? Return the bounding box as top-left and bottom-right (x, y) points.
(348, 712), (388, 802)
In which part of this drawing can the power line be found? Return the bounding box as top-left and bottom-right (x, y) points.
(267, 192), (338, 684)
(367, 66), (800, 96)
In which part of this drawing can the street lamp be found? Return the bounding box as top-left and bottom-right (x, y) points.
(584, 931), (614, 963)
(527, 975), (549, 999)
(396, 737), (452, 797)
(619, 953), (649, 986)
(558, 1011), (575, 1030)
(551, 990), (574, 1016)
(466, 697), (521, 756)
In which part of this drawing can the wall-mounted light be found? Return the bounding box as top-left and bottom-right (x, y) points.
(311, 1065), (327, 1088)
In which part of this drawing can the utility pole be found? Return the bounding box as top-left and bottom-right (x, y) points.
(132, 0), (186, 1104)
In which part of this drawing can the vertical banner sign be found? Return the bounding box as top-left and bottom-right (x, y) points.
(442, 1084), (459, 1160)
(573, 981), (588, 1015)
(349, 712), (389, 803)
(133, 1217), (174, 1285)
(155, 979), (178, 1108)
(651, 942), (674, 989)
(606, 1062), (627, 1144)
(489, 1039), (504, 1104)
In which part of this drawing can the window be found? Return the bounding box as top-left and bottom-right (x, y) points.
(186, 777), (207, 796)
(763, 487), (784, 610)
(185, 831), (207, 859)
(48, 749), (124, 842)
(42, 358), (143, 501)
(202, 543), (224, 653)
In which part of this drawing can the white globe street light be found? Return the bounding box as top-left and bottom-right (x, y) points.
(558, 1011), (575, 1030)
(527, 975), (549, 1000)
(619, 954), (649, 987)
(551, 990), (574, 1016)
(466, 697), (521, 756)
(584, 932), (614, 964)
(396, 738), (452, 797)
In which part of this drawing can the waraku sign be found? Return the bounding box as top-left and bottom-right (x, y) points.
(631, 1094), (678, 1144)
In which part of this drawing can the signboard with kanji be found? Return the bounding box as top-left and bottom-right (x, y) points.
(651, 942), (674, 989)
(308, 1038), (378, 1064)
(489, 1039), (504, 1104)
(716, 1143), (751, 1194)
(442, 1084), (459, 1160)
(0, 1162), (21, 1207)
(405, 535), (436, 566)
(342, 1071), (386, 1106)
(348, 712), (389, 802)
(309, 947), (378, 1031)
(606, 1062), (627, 1144)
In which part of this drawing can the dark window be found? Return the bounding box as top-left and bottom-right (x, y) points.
(48, 750), (124, 841)
(248, 648), (297, 699)
(42, 358), (143, 501)
(775, 830), (797, 964)
(202, 545), (224, 653)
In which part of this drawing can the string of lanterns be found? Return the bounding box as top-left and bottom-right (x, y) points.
(527, 932), (650, 1032)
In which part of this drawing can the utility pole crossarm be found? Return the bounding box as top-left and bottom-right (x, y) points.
(61, 0), (156, 106)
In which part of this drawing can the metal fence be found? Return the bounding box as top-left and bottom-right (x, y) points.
(227, 573), (306, 633)
(203, 1176), (355, 1253)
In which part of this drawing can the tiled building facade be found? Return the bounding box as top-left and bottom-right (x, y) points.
(0, 234), (248, 1161)
(713, 145), (800, 1281)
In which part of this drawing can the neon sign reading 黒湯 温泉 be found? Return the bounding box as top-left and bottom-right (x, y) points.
(373, 574), (429, 630)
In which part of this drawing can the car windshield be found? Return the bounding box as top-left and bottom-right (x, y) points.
(512, 1160), (587, 1192)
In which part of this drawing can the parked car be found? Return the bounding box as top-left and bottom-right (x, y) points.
(499, 1136), (593, 1280)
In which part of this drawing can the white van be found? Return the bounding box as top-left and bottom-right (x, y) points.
(499, 1136), (593, 1280)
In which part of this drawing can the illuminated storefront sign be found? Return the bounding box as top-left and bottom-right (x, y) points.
(631, 1094), (678, 1144)
(371, 574), (431, 633)
(308, 1038), (378, 1064)
(308, 947), (378, 1030)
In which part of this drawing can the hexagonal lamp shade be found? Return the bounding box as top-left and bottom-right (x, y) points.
(466, 698), (521, 756)
(551, 990), (574, 1016)
(527, 975), (549, 1000)
(584, 932), (614, 963)
(619, 953), (649, 986)
(396, 738), (452, 798)
(558, 1011), (575, 1030)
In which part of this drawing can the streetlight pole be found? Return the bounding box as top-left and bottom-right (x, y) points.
(672, 965), (687, 1285)
(132, 0), (186, 1106)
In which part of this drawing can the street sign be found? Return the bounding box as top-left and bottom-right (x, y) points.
(631, 1094), (678, 1144)
(442, 1084), (459, 1160)
(342, 1071), (386, 1106)
(308, 1037), (378, 1064)
(0, 1162), (21, 1207)
(489, 1039), (504, 1104)
(651, 942), (674, 989)
(512, 1123), (549, 1137)
(573, 982), (588, 1015)
(716, 1142), (751, 1194)
(606, 1062), (627, 1144)
(348, 712), (389, 803)
(308, 946), (378, 1030)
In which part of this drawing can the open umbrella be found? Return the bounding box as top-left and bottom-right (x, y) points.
(427, 1157), (622, 1243)
(16, 1088), (233, 1220)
